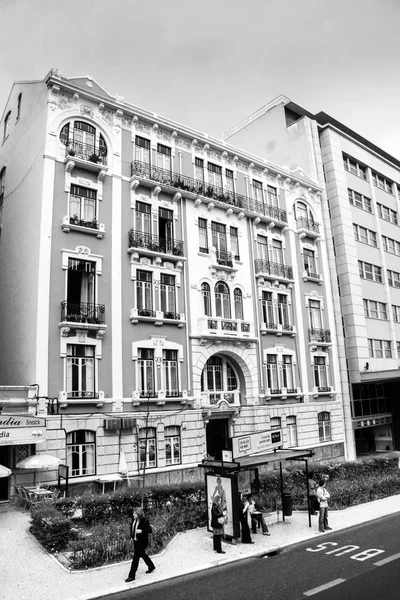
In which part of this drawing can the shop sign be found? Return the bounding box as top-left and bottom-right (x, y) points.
(0, 415), (46, 446)
(232, 428), (282, 459)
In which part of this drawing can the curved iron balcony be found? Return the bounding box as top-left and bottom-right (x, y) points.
(65, 140), (107, 166)
(128, 229), (184, 257)
(296, 217), (320, 234)
(61, 301), (105, 324)
(254, 259), (293, 280)
(163, 311), (180, 320)
(309, 328), (331, 343)
(131, 160), (287, 222)
(215, 249), (233, 267)
(137, 308), (156, 318)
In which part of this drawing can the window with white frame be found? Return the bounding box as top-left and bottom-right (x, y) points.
(392, 305), (400, 322)
(201, 356), (238, 403)
(286, 416), (298, 447)
(136, 270), (153, 314)
(313, 356), (329, 390)
(308, 299), (323, 330)
(234, 288), (243, 320)
(318, 412), (331, 442)
(198, 218), (208, 253)
(138, 348), (155, 396)
(387, 269), (400, 288)
(257, 235), (269, 261)
(207, 162), (222, 188)
(66, 345), (95, 399)
(303, 248), (318, 276)
(135, 201), (151, 234)
(211, 221), (227, 253)
(363, 299), (387, 320)
(272, 239), (284, 264)
(230, 227), (240, 260)
(377, 202), (398, 225)
(60, 120), (107, 161)
(165, 425), (181, 465)
(368, 339), (392, 358)
(67, 430), (95, 477)
(267, 185), (278, 206)
(282, 355), (295, 391)
(66, 259), (96, 314)
(202, 282), (212, 316)
(372, 172), (393, 194)
(382, 235), (400, 255)
(70, 184), (97, 224)
(162, 350), (179, 396)
(270, 417), (281, 429)
(397, 341), (400, 356)
(195, 157), (204, 181)
(342, 154), (367, 180)
(160, 273), (176, 316)
(157, 144), (171, 171)
(261, 291), (275, 327)
(266, 355), (279, 392)
(358, 261), (382, 283)
(3, 111), (11, 141)
(225, 169), (234, 192)
(135, 136), (150, 164)
(139, 427), (157, 468)
(348, 188), (372, 212)
(252, 179), (263, 203)
(277, 294), (290, 329)
(215, 281), (231, 318)
(353, 223), (377, 247)
(294, 200), (315, 227)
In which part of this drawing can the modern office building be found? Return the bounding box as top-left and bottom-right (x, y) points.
(0, 71), (347, 500)
(225, 96), (400, 455)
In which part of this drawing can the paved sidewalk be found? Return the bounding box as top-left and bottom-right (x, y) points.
(2, 495), (400, 600)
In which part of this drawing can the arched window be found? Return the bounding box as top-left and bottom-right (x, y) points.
(234, 288), (243, 320)
(3, 111), (11, 141)
(201, 282), (212, 316)
(295, 200), (315, 229)
(318, 412), (331, 442)
(66, 430), (96, 477)
(215, 281), (231, 318)
(60, 120), (107, 164)
(270, 416), (281, 429)
(201, 355), (238, 404)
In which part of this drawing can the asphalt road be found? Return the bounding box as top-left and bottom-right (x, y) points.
(105, 513), (400, 600)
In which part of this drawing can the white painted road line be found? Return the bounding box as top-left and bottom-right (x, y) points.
(374, 552), (400, 566)
(304, 579), (346, 596)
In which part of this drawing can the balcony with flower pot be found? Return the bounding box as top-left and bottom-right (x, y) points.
(62, 215), (106, 239)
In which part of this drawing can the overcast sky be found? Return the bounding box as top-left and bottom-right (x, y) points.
(1, 0), (399, 159)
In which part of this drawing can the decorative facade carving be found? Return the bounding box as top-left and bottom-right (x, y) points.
(80, 104), (94, 118)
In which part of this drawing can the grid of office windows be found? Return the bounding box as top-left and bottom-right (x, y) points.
(358, 261), (382, 283)
(348, 189), (372, 213)
(377, 203), (398, 225)
(353, 224), (377, 247)
(343, 154), (367, 180)
(363, 299), (387, 320)
(368, 339), (392, 358)
(382, 236), (400, 255)
(352, 382), (393, 418)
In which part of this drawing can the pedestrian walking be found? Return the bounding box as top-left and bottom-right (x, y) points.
(316, 479), (332, 533)
(248, 493), (271, 535)
(125, 507), (155, 583)
(308, 472), (318, 515)
(240, 494), (254, 544)
(210, 495), (226, 554)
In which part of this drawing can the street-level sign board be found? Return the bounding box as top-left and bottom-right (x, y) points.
(232, 428), (282, 459)
(0, 415), (47, 446)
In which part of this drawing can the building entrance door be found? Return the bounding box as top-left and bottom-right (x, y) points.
(0, 446), (10, 501)
(206, 418), (231, 461)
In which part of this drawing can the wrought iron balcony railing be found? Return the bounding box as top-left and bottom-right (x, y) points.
(163, 311), (180, 320)
(165, 390), (183, 398)
(318, 386), (331, 393)
(68, 391), (99, 399)
(286, 388), (297, 394)
(305, 271), (321, 279)
(128, 229), (184, 257)
(131, 160), (287, 222)
(139, 391), (158, 398)
(61, 302), (105, 324)
(215, 249), (233, 267)
(66, 140), (108, 166)
(262, 321), (278, 329)
(309, 328), (331, 343)
(137, 308), (156, 318)
(270, 388), (282, 395)
(296, 217), (320, 234)
(254, 259), (293, 280)
(69, 215), (99, 230)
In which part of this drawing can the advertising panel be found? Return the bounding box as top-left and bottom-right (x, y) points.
(0, 415), (46, 446)
(232, 428), (282, 459)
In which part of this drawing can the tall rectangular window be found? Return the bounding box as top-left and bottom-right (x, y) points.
(139, 427), (157, 468)
(135, 201), (151, 234)
(287, 416), (298, 447)
(267, 185), (278, 206)
(163, 350), (179, 396)
(314, 356), (328, 389)
(266, 355), (279, 391)
(66, 345), (95, 398)
(198, 218), (208, 253)
(195, 157), (204, 181)
(262, 291), (275, 326)
(318, 412), (331, 442)
(70, 184), (97, 222)
(157, 144), (171, 171)
(282, 355), (294, 390)
(136, 270), (152, 313)
(303, 248), (317, 276)
(67, 430), (95, 477)
(230, 227), (240, 260)
(207, 162), (222, 188)
(211, 222), (227, 252)
(160, 273), (176, 314)
(252, 179), (263, 203)
(272, 239), (283, 264)
(135, 136), (150, 163)
(277, 294), (289, 328)
(257, 236), (269, 261)
(165, 425), (181, 465)
(225, 169), (234, 192)
(309, 299), (322, 329)
(138, 349), (155, 395)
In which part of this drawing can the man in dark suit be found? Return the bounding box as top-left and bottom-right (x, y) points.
(125, 507), (156, 583)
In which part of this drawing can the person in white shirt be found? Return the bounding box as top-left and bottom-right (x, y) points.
(316, 479), (332, 533)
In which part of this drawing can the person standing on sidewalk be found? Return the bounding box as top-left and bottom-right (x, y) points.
(316, 479), (332, 533)
(308, 472), (318, 515)
(211, 495), (226, 554)
(125, 507), (155, 583)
